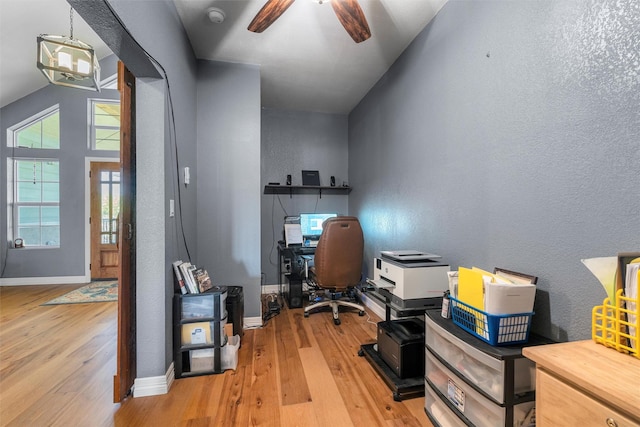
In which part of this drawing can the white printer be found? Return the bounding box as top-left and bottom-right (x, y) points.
(369, 251), (450, 307)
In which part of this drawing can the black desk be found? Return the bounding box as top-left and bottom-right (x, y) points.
(277, 241), (315, 308)
(358, 288), (442, 401)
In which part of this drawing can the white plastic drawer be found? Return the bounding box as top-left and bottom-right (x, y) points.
(425, 381), (466, 427)
(425, 350), (534, 427)
(425, 314), (535, 403)
(181, 316), (227, 347)
(181, 292), (227, 320)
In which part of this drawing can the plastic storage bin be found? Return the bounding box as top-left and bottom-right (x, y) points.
(181, 291), (227, 320)
(190, 348), (215, 372)
(424, 381), (466, 427)
(174, 286), (229, 378)
(425, 350), (534, 427)
(425, 314), (535, 403)
(181, 318), (227, 347)
(450, 297), (533, 346)
(221, 334), (241, 370)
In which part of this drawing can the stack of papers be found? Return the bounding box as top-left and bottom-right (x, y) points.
(457, 267), (537, 315)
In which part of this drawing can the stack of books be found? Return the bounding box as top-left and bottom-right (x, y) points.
(172, 260), (213, 294)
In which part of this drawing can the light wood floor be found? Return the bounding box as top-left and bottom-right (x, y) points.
(0, 285), (432, 426)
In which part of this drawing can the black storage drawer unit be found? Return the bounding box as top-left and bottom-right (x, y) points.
(377, 318), (425, 379)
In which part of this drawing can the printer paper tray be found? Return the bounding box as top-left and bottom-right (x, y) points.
(367, 278), (395, 290)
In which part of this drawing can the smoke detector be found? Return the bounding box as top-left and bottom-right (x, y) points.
(207, 7), (226, 24)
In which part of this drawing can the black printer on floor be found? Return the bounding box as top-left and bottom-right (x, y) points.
(377, 318), (425, 379)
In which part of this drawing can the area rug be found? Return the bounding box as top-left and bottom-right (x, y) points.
(42, 281), (118, 305)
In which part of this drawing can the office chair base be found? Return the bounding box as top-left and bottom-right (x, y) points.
(304, 299), (365, 325)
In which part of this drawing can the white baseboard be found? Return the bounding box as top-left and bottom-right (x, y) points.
(244, 316), (262, 328)
(133, 362), (174, 398)
(0, 275), (89, 286)
(261, 284), (281, 294)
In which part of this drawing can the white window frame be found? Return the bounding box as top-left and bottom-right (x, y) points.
(89, 99), (120, 151)
(7, 106), (61, 248)
(6, 104), (59, 149)
(8, 158), (60, 248)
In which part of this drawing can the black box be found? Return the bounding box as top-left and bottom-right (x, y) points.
(226, 286), (244, 346)
(284, 278), (303, 308)
(377, 318), (425, 379)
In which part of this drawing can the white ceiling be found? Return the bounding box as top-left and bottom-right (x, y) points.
(0, 0), (113, 108)
(0, 0), (448, 113)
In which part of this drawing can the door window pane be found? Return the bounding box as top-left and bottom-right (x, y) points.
(99, 170), (120, 245)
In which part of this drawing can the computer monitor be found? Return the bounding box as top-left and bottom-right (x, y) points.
(299, 213), (337, 237)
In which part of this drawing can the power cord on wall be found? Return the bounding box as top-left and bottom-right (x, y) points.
(101, 0), (192, 263)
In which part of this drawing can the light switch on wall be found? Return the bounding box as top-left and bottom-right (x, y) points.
(169, 199), (175, 217)
(184, 167), (190, 185)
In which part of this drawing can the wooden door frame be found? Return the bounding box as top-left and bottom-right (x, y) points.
(113, 61), (136, 403)
(84, 157), (119, 281)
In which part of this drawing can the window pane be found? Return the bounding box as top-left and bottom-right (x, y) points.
(42, 183), (59, 202)
(101, 183), (111, 220)
(16, 122), (42, 148)
(11, 157), (60, 248)
(41, 206), (59, 225)
(95, 103), (120, 125)
(41, 226), (59, 246)
(41, 112), (60, 149)
(101, 234), (110, 244)
(17, 182), (41, 202)
(112, 172), (120, 182)
(95, 113), (120, 127)
(100, 171), (110, 181)
(18, 227), (41, 246)
(42, 161), (59, 181)
(95, 129), (120, 151)
(112, 184), (121, 217)
(13, 110), (60, 150)
(18, 206), (40, 225)
(17, 160), (40, 181)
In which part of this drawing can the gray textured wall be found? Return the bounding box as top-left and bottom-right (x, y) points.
(0, 55), (119, 279)
(196, 60), (263, 318)
(260, 108), (349, 285)
(77, 0), (199, 378)
(349, 0), (640, 341)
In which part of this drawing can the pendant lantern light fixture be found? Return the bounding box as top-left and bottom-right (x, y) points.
(37, 7), (100, 92)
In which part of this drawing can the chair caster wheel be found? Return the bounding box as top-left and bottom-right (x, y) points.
(334, 318), (341, 325)
(358, 310), (365, 316)
(358, 348), (364, 357)
(304, 312), (309, 318)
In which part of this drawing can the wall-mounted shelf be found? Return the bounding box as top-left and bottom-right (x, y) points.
(263, 185), (351, 198)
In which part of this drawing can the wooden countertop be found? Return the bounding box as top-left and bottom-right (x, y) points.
(523, 340), (640, 418)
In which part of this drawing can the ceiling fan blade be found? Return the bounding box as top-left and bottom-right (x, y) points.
(331, 0), (371, 43)
(248, 0), (296, 33)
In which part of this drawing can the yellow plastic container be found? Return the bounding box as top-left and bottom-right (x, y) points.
(592, 288), (639, 359)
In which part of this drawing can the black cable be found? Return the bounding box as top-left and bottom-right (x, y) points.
(276, 193), (289, 216)
(101, 0), (191, 262)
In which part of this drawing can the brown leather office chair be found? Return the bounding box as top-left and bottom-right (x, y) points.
(303, 216), (366, 325)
